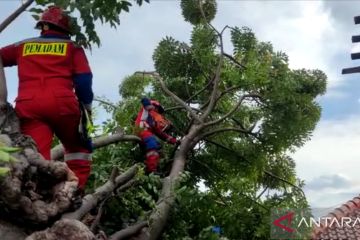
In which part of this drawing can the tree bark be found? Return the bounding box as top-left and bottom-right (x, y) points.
(0, 57), (7, 105)
(0, 220), (27, 240)
(140, 124), (202, 240)
(25, 219), (95, 240)
(109, 221), (148, 240)
(0, 105), (78, 224)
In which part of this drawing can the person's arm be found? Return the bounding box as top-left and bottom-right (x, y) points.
(72, 46), (93, 114)
(73, 72), (93, 112)
(152, 126), (177, 144)
(0, 44), (17, 107)
(0, 56), (7, 107)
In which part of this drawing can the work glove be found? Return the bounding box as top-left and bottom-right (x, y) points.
(168, 137), (178, 145)
(176, 139), (181, 145)
(69, 188), (84, 211)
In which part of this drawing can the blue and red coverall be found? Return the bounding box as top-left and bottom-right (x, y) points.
(0, 30), (93, 189)
(134, 98), (177, 173)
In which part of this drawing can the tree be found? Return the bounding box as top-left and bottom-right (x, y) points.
(93, 0), (326, 239)
(0, 0), (326, 239)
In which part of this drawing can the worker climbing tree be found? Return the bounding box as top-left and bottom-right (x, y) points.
(134, 97), (179, 174)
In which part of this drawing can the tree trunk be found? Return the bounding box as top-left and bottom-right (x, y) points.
(0, 220), (27, 240)
(140, 124), (202, 240)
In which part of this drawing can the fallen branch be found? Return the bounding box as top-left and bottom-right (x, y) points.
(89, 196), (110, 232)
(62, 164), (139, 220)
(109, 221), (148, 240)
(51, 133), (141, 160)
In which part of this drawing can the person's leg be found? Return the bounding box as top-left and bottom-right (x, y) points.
(53, 111), (91, 189)
(18, 118), (53, 160)
(141, 131), (161, 173)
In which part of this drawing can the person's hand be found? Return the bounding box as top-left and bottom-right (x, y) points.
(168, 137), (177, 145)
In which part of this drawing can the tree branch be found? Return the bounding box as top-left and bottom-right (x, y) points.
(94, 97), (118, 110)
(204, 93), (261, 127)
(263, 170), (306, 199)
(51, 132), (141, 160)
(198, 1), (220, 35)
(199, 84), (242, 111)
(197, 126), (252, 140)
(142, 124), (203, 240)
(184, 76), (214, 103)
(223, 52), (246, 69)
(198, 2), (224, 121)
(200, 38), (224, 121)
(62, 165), (139, 220)
(134, 71), (202, 123)
(0, 0), (35, 33)
(117, 179), (139, 193)
(109, 221), (148, 240)
(89, 196), (110, 232)
(165, 106), (201, 114)
(0, 57), (7, 106)
(256, 186), (268, 199)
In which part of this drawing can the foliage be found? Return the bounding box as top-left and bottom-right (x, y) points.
(30, 0), (150, 48)
(0, 143), (20, 177)
(181, 0), (217, 25)
(84, 0), (326, 239)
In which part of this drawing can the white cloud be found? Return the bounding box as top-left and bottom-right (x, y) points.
(293, 115), (360, 207)
(305, 174), (351, 191)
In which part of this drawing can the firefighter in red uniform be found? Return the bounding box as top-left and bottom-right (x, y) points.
(135, 97), (179, 173)
(0, 6), (93, 189)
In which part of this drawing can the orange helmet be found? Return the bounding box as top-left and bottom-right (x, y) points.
(35, 6), (71, 33)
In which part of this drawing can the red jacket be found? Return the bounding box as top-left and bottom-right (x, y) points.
(135, 98), (175, 142)
(0, 30), (92, 104)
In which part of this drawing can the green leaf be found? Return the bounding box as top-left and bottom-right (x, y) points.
(31, 15), (40, 21)
(0, 167), (10, 176)
(0, 146), (21, 153)
(29, 8), (44, 14)
(0, 151), (10, 162)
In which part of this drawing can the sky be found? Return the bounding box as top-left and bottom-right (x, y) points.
(2, 0), (360, 210)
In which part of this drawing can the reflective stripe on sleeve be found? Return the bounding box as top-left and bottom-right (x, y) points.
(146, 151), (159, 157)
